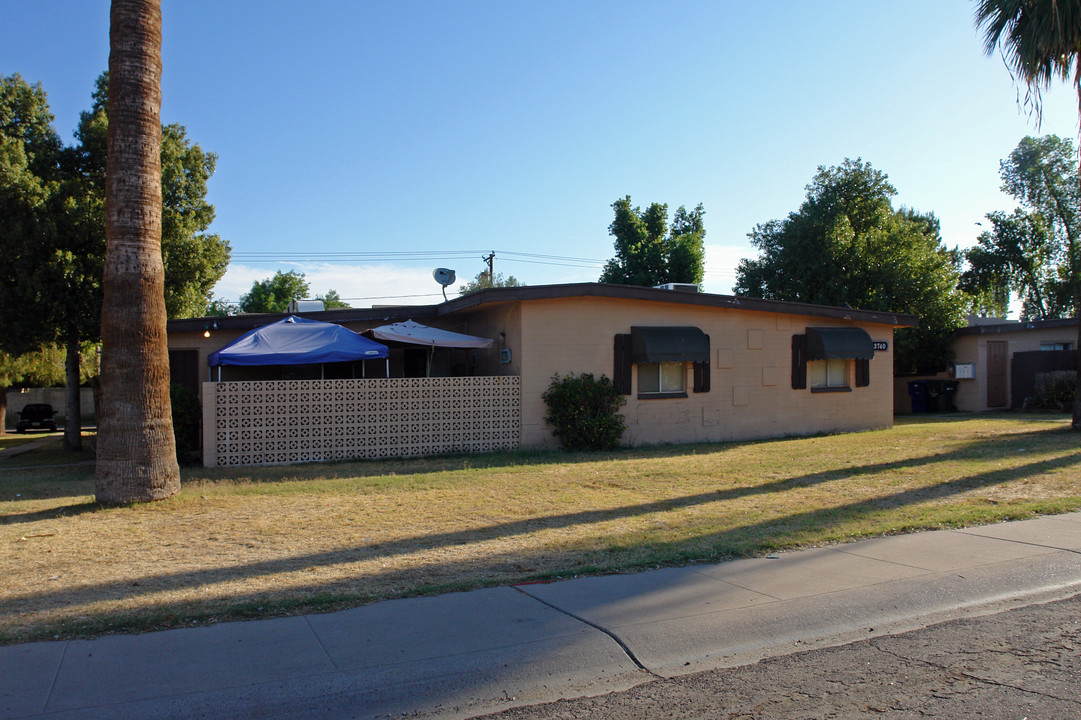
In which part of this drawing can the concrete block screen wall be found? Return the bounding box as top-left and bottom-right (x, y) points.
(203, 376), (520, 467)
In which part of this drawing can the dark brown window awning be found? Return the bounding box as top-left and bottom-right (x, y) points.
(631, 326), (709, 363)
(806, 327), (874, 361)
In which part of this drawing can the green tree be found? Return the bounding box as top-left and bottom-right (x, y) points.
(599, 197), (706, 287)
(206, 297), (240, 316)
(318, 288), (351, 309)
(76, 72), (230, 319)
(976, 0), (1081, 429)
(458, 270), (522, 296)
(0, 73), (83, 445)
(735, 159), (967, 374)
(0, 352), (26, 434)
(962, 206), (1069, 320)
(95, 0), (180, 503)
(0, 74), (61, 360)
(239, 270), (310, 313)
(239, 270), (349, 312)
(1, 70), (228, 450)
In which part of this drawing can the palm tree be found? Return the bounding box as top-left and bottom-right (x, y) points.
(975, 0), (1081, 430)
(94, 0), (180, 503)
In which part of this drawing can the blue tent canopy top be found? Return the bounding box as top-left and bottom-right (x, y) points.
(208, 316), (389, 367)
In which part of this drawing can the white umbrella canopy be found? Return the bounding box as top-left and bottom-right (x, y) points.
(369, 320), (493, 349)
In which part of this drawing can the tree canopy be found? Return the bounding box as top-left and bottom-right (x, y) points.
(238, 270), (350, 313)
(458, 270), (522, 296)
(319, 288), (351, 309)
(0, 74), (61, 357)
(75, 73), (230, 319)
(1, 70), (230, 449)
(962, 136), (1080, 321)
(599, 197), (706, 287)
(734, 159), (967, 373)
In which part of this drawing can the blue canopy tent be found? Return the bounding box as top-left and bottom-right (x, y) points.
(208, 316), (389, 380)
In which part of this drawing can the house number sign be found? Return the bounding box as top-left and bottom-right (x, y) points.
(872, 341), (888, 352)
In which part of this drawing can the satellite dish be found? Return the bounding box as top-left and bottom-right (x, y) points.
(433, 268), (456, 300)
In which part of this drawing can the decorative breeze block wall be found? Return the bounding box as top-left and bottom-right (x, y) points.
(203, 376), (520, 467)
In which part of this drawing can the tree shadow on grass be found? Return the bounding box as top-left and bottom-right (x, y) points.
(181, 415), (1075, 485)
(5, 433), (1079, 642)
(1, 501), (102, 525)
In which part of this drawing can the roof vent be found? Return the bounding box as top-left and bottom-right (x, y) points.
(653, 283), (700, 293)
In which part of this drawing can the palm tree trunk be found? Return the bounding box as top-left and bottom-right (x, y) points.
(94, 0), (179, 503)
(1073, 287), (1080, 430)
(1075, 76), (1081, 431)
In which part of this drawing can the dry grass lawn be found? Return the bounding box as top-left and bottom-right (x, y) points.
(2, 414), (1080, 644)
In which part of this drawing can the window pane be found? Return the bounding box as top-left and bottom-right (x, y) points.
(638, 363), (660, 393)
(827, 358), (847, 386)
(809, 358), (849, 388)
(660, 362), (685, 392)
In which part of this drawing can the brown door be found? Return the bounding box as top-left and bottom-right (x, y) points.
(986, 341), (1008, 408)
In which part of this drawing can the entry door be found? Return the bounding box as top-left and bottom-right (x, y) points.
(986, 341), (1008, 408)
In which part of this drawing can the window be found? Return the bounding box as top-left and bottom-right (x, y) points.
(793, 327), (874, 392)
(638, 362), (686, 396)
(1041, 342), (1073, 351)
(615, 327), (710, 397)
(809, 357), (848, 390)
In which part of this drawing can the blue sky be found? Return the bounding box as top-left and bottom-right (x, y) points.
(3, 1), (1079, 311)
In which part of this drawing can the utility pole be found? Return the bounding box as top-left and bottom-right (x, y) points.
(483, 251), (495, 286)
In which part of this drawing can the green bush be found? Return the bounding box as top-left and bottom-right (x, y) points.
(542, 373), (627, 450)
(170, 383), (201, 465)
(1030, 370), (1076, 410)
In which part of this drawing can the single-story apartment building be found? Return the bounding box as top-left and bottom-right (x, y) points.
(166, 283), (917, 466)
(893, 317), (1078, 413)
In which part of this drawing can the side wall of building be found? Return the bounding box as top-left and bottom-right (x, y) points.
(517, 296), (896, 448)
(893, 324), (1077, 413)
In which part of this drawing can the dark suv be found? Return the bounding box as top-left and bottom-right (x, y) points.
(16, 403), (57, 433)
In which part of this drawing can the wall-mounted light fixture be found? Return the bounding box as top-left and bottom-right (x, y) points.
(203, 321), (219, 338)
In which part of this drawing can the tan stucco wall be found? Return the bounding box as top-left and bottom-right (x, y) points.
(169, 330), (233, 383)
(894, 324), (1077, 413)
(515, 296), (897, 449)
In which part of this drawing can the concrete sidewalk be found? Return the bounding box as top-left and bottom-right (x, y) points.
(0, 435), (55, 461)
(4, 513), (1081, 720)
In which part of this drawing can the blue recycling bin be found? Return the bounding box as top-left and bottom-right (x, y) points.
(907, 381), (928, 413)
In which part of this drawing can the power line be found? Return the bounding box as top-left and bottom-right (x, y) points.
(228, 248), (611, 270)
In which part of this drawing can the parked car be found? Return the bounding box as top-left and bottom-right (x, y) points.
(16, 403), (57, 433)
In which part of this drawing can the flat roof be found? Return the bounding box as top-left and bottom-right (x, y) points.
(955, 317), (1079, 336)
(167, 282), (919, 334)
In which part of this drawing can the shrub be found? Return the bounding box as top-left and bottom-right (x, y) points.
(1030, 370), (1076, 411)
(542, 373), (627, 450)
(170, 383), (201, 465)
